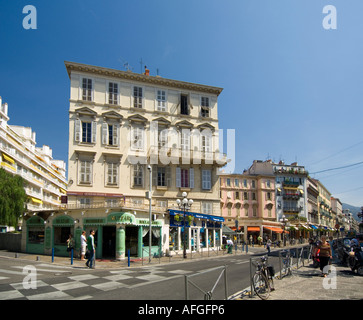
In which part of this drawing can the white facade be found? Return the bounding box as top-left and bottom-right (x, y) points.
(273, 162), (308, 223)
(63, 61), (226, 259)
(0, 96), (67, 216)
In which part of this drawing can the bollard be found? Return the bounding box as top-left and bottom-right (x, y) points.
(242, 243), (245, 252)
(71, 249), (74, 265)
(128, 249), (130, 267)
(52, 248), (54, 263)
(36, 256), (40, 261)
(15, 253), (19, 258)
(246, 244), (248, 254)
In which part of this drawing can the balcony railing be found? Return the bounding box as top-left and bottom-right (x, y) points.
(61, 198), (169, 214)
(148, 146), (227, 166)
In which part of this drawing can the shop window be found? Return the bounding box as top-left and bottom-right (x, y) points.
(54, 227), (72, 246)
(28, 228), (44, 244)
(142, 228), (160, 246)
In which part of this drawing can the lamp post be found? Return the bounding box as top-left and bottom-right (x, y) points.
(176, 192), (193, 259)
(280, 215), (288, 247)
(147, 165), (152, 263)
(358, 207), (363, 233)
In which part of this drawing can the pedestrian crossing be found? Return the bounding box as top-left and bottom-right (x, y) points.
(0, 264), (192, 300)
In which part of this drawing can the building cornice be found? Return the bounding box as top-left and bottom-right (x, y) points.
(64, 61), (223, 96)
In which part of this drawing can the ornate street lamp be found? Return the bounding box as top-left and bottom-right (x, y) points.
(280, 215), (288, 247)
(176, 192), (193, 259)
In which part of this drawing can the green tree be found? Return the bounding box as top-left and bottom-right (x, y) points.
(0, 168), (27, 228)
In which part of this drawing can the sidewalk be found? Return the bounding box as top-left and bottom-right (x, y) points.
(231, 262), (363, 300)
(0, 244), (272, 269)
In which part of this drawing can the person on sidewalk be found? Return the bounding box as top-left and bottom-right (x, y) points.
(86, 229), (96, 269)
(266, 237), (272, 255)
(80, 230), (87, 261)
(318, 235), (332, 277)
(258, 235), (262, 246)
(66, 234), (74, 258)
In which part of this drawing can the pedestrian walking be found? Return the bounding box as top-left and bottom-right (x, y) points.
(80, 230), (87, 261)
(318, 235), (332, 277)
(86, 229), (96, 269)
(266, 237), (272, 254)
(66, 234), (74, 258)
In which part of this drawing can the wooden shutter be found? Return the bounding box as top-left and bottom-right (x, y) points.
(74, 119), (81, 142)
(91, 121), (97, 143)
(102, 122), (108, 145)
(189, 167), (194, 188)
(176, 167), (181, 188)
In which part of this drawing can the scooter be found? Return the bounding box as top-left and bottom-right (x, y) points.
(348, 244), (363, 276)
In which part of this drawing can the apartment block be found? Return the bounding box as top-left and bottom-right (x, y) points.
(0, 96), (67, 252)
(57, 61), (226, 259)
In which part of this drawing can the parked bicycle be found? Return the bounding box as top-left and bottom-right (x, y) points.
(252, 256), (275, 300)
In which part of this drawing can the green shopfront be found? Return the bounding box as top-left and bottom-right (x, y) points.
(34, 211), (163, 260)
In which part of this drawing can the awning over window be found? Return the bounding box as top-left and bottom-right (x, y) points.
(31, 197), (43, 205)
(2, 153), (15, 164)
(247, 227), (260, 232)
(168, 209), (224, 222)
(264, 226), (284, 233)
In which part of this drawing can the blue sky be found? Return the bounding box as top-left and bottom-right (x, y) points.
(0, 0), (362, 207)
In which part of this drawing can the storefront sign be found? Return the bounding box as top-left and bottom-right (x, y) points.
(107, 212), (136, 224)
(26, 216), (44, 226)
(53, 215), (75, 226)
(83, 218), (106, 225)
(136, 219), (162, 227)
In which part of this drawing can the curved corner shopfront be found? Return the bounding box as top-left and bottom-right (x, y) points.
(46, 211), (162, 260)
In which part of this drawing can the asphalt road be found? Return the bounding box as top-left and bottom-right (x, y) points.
(0, 247), (297, 301)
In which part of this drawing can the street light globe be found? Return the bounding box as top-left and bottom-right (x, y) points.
(182, 191), (187, 198)
(188, 199), (194, 206)
(176, 199), (181, 205)
(182, 198), (188, 205)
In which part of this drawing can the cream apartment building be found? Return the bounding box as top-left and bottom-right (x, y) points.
(61, 61), (226, 259)
(0, 96), (67, 253)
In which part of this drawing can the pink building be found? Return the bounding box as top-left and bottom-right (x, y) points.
(220, 163), (283, 243)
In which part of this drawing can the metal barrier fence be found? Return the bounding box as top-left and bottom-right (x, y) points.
(184, 265), (228, 300)
(140, 246), (224, 265)
(248, 245), (312, 298)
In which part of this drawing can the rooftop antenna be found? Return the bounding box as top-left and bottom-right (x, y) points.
(119, 57), (133, 71)
(139, 58), (144, 74)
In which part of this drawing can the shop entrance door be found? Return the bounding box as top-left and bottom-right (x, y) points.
(191, 228), (198, 251)
(126, 226), (138, 257)
(103, 226), (116, 258)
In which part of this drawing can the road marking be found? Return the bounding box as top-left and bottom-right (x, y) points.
(11, 280), (48, 290)
(12, 266), (69, 273)
(0, 268), (29, 276)
(103, 274), (132, 281)
(0, 290), (24, 300)
(52, 281), (89, 291)
(26, 291), (71, 300)
(91, 281), (125, 291)
(68, 274), (99, 281)
(136, 274), (166, 281)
